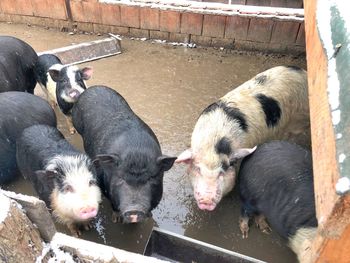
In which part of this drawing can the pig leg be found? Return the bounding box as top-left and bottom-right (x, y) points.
(82, 220), (93, 231)
(239, 216), (250, 239)
(112, 211), (122, 223)
(239, 207), (253, 239)
(67, 222), (81, 237)
(254, 214), (271, 234)
(65, 115), (76, 134)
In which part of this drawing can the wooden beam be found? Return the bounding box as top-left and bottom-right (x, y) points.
(304, 0), (350, 261)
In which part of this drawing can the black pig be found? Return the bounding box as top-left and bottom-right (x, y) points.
(72, 86), (176, 223)
(238, 141), (317, 262)
(0, 36), (38, 94)
(0, 92), (56, 184)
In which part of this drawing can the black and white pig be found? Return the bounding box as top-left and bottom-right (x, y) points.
(0, 92), (56, 184)
(238, 140), (317, 263)
(176, 66), (310, 211)
(16, 124), (102, 236)
(0, 36), (38, 93)
(34, 53), (93, 134)
(72, 86), (176, 223)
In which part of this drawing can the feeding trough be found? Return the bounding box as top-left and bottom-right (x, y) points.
(37, 34), (122, 65)
(144, 227), (265, 263)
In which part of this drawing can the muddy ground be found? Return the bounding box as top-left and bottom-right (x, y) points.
(0, 22), (307, 262)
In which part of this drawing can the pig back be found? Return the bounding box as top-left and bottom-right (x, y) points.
(72, 85), (160, 156)
(0, 92), (57, 184)
(238, 141), (317, 239)
(0, 36), (38, 93)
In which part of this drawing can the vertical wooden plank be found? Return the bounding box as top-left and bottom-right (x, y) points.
(304, 0), (350, 261)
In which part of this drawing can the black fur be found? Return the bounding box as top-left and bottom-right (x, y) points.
(34, 54), (62, 87)
(286, 65), (303, 71)
(255, 94), (281, 127)
(72, 86), (176, 222)
(215, 137), (232, 155)
(0, 36), (38, 94)
(202, 101), (248, 131)
(16, 124), (95, 206)
(238, 141), (317, 239)
(0, 92), (56, 184)
(255, 74), (267, 85)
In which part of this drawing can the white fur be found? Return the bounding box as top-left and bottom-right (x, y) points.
(185, 66), (310, 209)
(61, 66), (85, 103)
(47, 155), (101, 224)
(46, 72), (57, 104)
(49, 63), (64, 72)
(289, 227), (317, 263)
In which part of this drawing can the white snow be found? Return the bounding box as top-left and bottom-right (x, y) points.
(317, 0), (341, 126)
(336, 177), (350, 195)
(35, 242), (76, 263)
(339, 153), (346, 163)
(94, 216), (107, 244)
(0, 191), (10, 223)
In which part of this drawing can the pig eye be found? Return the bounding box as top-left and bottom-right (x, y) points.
(63, 184), (74, 193)
(89, 179), (97, 186)
(194, 166), (201, 175)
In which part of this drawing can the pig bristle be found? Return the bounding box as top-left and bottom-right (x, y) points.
(288, 227), (317, 263)
(45, 154), (93, 176)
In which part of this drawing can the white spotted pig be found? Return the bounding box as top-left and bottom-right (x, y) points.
(176, 66), (310, 211)
(16, 124), (102, 236)
(34, 53), (93, 134)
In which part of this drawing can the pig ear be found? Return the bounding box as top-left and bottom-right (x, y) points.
(33, 170), (57, 199)
(229, 146), (257, 165)
(175, 149), (193, 164)
(157, 155), (177, 171)
(93, 154), (120, 167)
(48, 64), (63, 82)
(81, 67), (93, 80)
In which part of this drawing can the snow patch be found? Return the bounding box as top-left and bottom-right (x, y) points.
(317, 0), (341, 125)
(94, 216), (107, 244)
(339, 153), (346, 163)
(35, 242), (76, 263)
(0, 191), (10, 223)
(336, 177), (350, 195)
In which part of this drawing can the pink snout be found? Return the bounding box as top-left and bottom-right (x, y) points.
(79, 207), (98, 220)
(197, 199), (217, 211)
(195, 191), (217, 211)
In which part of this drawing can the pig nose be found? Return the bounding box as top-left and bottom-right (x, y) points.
(79, 207), (98, 220)
(123, 211), (146, 223)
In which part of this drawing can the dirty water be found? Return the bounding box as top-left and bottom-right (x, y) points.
(0, 22), (307, 262)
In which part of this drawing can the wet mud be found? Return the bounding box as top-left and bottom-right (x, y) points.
(0, 22), (306, 262)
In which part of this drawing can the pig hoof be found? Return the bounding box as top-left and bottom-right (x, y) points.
(68, 224), (81, 237)
(112, 211), (122, 223)
(255, 215), (271, 234)
(239, 217), (250, 239)
(69, 127), (77, 135)
(84, 222), (93, 231)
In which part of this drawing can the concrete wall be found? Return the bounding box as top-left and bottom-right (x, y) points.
(0, 0), (305, 54)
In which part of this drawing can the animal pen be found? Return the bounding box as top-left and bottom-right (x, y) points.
(0, 0), (349, 262)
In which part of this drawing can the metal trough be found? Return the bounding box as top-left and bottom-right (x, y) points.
(144, 227), (265, 263)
